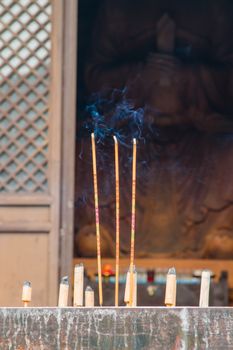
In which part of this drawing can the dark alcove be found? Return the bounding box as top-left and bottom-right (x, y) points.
(75, 0), (233, 260)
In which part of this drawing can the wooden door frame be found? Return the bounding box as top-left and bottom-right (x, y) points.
(59, 0), (78, 282)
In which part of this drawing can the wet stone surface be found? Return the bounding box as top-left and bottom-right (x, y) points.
(0, 307), (232, 349)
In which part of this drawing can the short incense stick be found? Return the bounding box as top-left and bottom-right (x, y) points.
(133, 268), (137, 307)
(85, 286), (94, 307)
(124, 266), (137, 307)
(165, 267), (177, 307)
(129, 138), (137, 307)
(58, 276), (69, 307)
(91, 133), (103, 306)
(113, 135), (120, 307)
(73, 263), (84, 306)
(199, 270), (210, 307)
(22, 281), (32, 307)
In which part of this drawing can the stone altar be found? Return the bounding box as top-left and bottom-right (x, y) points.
(1, 307), (233, 349)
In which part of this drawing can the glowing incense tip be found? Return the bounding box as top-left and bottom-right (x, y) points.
(133, 138), (137, 144)
(113, 135), (118, 143)
(91, 132), (95, 139)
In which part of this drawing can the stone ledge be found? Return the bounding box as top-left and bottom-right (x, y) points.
(0, 307), (232, 349)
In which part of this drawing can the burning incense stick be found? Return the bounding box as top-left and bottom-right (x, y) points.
(165, 267), (177, 307)
(113, 135), (120, 307)
(22, 281), (32, 307)
(129, 138), (137, 307)
(133, 268), (137, 307)
(73, 263), (84, 306)
(124, 266), (137, 307)
(58, 276), (69, 307)
(199, 270), (210, 307)
(124, 269), (130, 307)
(91, 133), (103, 306)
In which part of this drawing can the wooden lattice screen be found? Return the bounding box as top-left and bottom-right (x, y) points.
(1, 0), (51, 193)
(0, 0), (76, 306)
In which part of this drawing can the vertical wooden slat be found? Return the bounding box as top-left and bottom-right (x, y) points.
(48, 0), (64, 305)
(59, 0), (77, 284)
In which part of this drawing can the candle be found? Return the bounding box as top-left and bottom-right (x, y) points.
(91, 133), (103, 306)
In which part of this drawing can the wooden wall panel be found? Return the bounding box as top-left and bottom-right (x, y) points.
(0, 206), (50, 223)
(0, 233), (48, 306)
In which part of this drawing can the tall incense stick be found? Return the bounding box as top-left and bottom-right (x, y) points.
(91, 133), (103, 306)
(129, 138), (137, 306)
(113, 136), (120, 307)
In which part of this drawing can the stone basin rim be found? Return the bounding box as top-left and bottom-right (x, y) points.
(0, 306), (232, 310)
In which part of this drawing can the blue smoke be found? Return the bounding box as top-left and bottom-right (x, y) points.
(81, 87), (145, 147)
